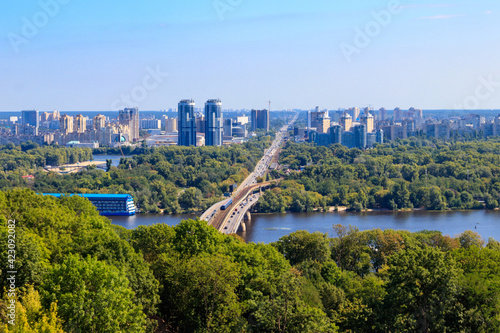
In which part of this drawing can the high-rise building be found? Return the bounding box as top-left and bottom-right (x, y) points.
(307, 109), (330, 133)
(22, 110), (39, 128)
(74, 114), (87, 133)
(353, 124), (367, 149)
(330, 125), (343, 145)
(394, 107), (402, 122)
(196, 114), (206, 133)
(340, 112), (352, 132)
(223, 118), (233, 137)
(360, 111), (374, 133)
(119, 107), (139, 141)
(140, 119), (161, 130)
(40, 112), (51, 122)
(251, 109), (270, 131)
(348, 107), (360, 121)
(164, 117), (178, 133)
(93, 114), (106, 131)
(52, 110), (60, 121)
(60, 115), (74, 135)
(379, 108), (387, 121)
(178, 99), (196, 146)
(308, 109), (330, 134)
(205, 99), (223, 146)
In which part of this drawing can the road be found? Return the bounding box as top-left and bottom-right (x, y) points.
(201, 114), (298, 233)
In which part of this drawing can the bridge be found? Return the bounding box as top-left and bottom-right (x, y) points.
(208, 180), (280, 234)
(200, 115), (295, 234)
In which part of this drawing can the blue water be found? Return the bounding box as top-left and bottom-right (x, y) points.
(106, 209), (500, 244)
(237, 210), (500, 243)
(91, 154), (132, 167)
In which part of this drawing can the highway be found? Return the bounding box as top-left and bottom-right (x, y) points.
(201, 114), (298, 233)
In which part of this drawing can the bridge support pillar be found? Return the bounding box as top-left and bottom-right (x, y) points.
(238, 221), (246, 232)
(244, 211), (251, 223)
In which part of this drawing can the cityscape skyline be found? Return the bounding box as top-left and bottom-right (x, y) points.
(2, 1), (500, 111)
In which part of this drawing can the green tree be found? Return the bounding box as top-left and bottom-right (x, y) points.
(166, 254), (242, 333)
(106, 159), (112, 172)
(384, 246), (459, 332)
(274, 231), (331, 266)
(42, 255), (146, 333)
(178, 187), (203, 210)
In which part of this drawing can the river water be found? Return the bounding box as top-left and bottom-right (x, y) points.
(108, 210), (500, 244)
(91, 155), (132, 167)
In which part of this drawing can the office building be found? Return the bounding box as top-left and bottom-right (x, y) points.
(22, 110), (39, 128)
(251, 109), (270, 131)
(223, 118), (233, 137)
(196, 114), (206, 133)
(232, 126), (247, 138)
(205, 99), (223, 146)
(178, 99), (196, 146)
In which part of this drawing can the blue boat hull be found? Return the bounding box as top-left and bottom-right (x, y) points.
(101, 211), (136, 216)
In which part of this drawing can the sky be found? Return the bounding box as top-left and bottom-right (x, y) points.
(1, 0), (500, 111)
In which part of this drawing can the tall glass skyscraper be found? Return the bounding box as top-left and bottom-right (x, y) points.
(178, 99), (196, 146)
(204, 99), (223, 146)
(22, 110), (39, 128)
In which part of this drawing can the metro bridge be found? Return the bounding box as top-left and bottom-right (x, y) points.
(201, 179), (281, 234)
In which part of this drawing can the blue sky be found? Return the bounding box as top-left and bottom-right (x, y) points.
(1, 0), (500, 111)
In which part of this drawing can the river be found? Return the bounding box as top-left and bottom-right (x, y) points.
(91, 155), (133, 167)
(108, 210), (500, 244)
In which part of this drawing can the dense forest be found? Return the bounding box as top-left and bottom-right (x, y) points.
(0, 142), (92, 189)
(1, 189), (499, 332)
(0, 137), (272, 213)
(254, 138), (500, 213)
